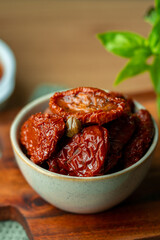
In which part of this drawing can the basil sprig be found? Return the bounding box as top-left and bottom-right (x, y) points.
(97, 0), (160, 118)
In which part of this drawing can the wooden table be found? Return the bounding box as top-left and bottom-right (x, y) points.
(0, 0), (154, 106)
(1, 0), (160, 238)
(0, 92), (160, 240)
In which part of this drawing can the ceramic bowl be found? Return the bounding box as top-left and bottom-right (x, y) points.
(10, 93), (158, 214)
(0, 40), (16, 109)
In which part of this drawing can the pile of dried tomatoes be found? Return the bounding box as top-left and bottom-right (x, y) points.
(20, 87), (154, 177)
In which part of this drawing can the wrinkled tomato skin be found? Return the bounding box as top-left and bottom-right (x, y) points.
(49, 125), (109, 177)
(104, 114), (136, 173)
(122, 109), (154, 168)
(20, 87), (155, 177)
(49, 87), (129, 125)
(20, 113), (65, 164)
(109, 91), (135, 113)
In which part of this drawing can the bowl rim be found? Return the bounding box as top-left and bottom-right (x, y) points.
(10, 91), (159, 182)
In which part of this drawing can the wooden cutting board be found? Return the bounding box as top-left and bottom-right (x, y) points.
(0, 92), (160, 240)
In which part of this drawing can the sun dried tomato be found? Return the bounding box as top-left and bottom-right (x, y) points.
(47, 157), (60, 173)
(49, 87), (129, 125)
(49, 125), (109, 177)
(104, 114), (135, 173)
(20, 87), (155, 177)
(109, 91), (135, 113)
(122, 109), (154, 168)
(20, 113), (65, 164)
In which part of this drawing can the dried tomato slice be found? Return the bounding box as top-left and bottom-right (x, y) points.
(122, 109), (154, 168)
(49, 87), (128, 125)
(49, 125), (109, 177)
(109, 91), (135, 113)
(104, 114), (135, 173)
(20, 113), (65, 164)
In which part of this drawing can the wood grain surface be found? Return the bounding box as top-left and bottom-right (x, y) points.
(0, 0), (154, 106)
(0, 93), (160, 240)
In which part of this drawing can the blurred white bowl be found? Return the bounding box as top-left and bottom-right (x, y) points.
(0, 40), (16, 109)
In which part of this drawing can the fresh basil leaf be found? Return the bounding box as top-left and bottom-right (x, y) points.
(144, 7), (158, 25)
(134, 47), (152, 58)
(150, 55), (160, 93)
(155, 0), (160, 15)
(148, 19), (160, 53)
(114, 56), (149, 85)
(97, 32), (147, 58)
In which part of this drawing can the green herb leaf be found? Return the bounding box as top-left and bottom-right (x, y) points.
(133, 47), (152, 58)
(155, 0), (160, 15)
(144, 7), (158, 25)
(96, 0), (160, 119)
(97, 32), (147, 58)
(150, 55), (160, 93)
(115, 56), (149, 85)
(148, 19), (160, 53)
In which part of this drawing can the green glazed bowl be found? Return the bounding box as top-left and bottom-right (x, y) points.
(10, 92), (158, 213)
